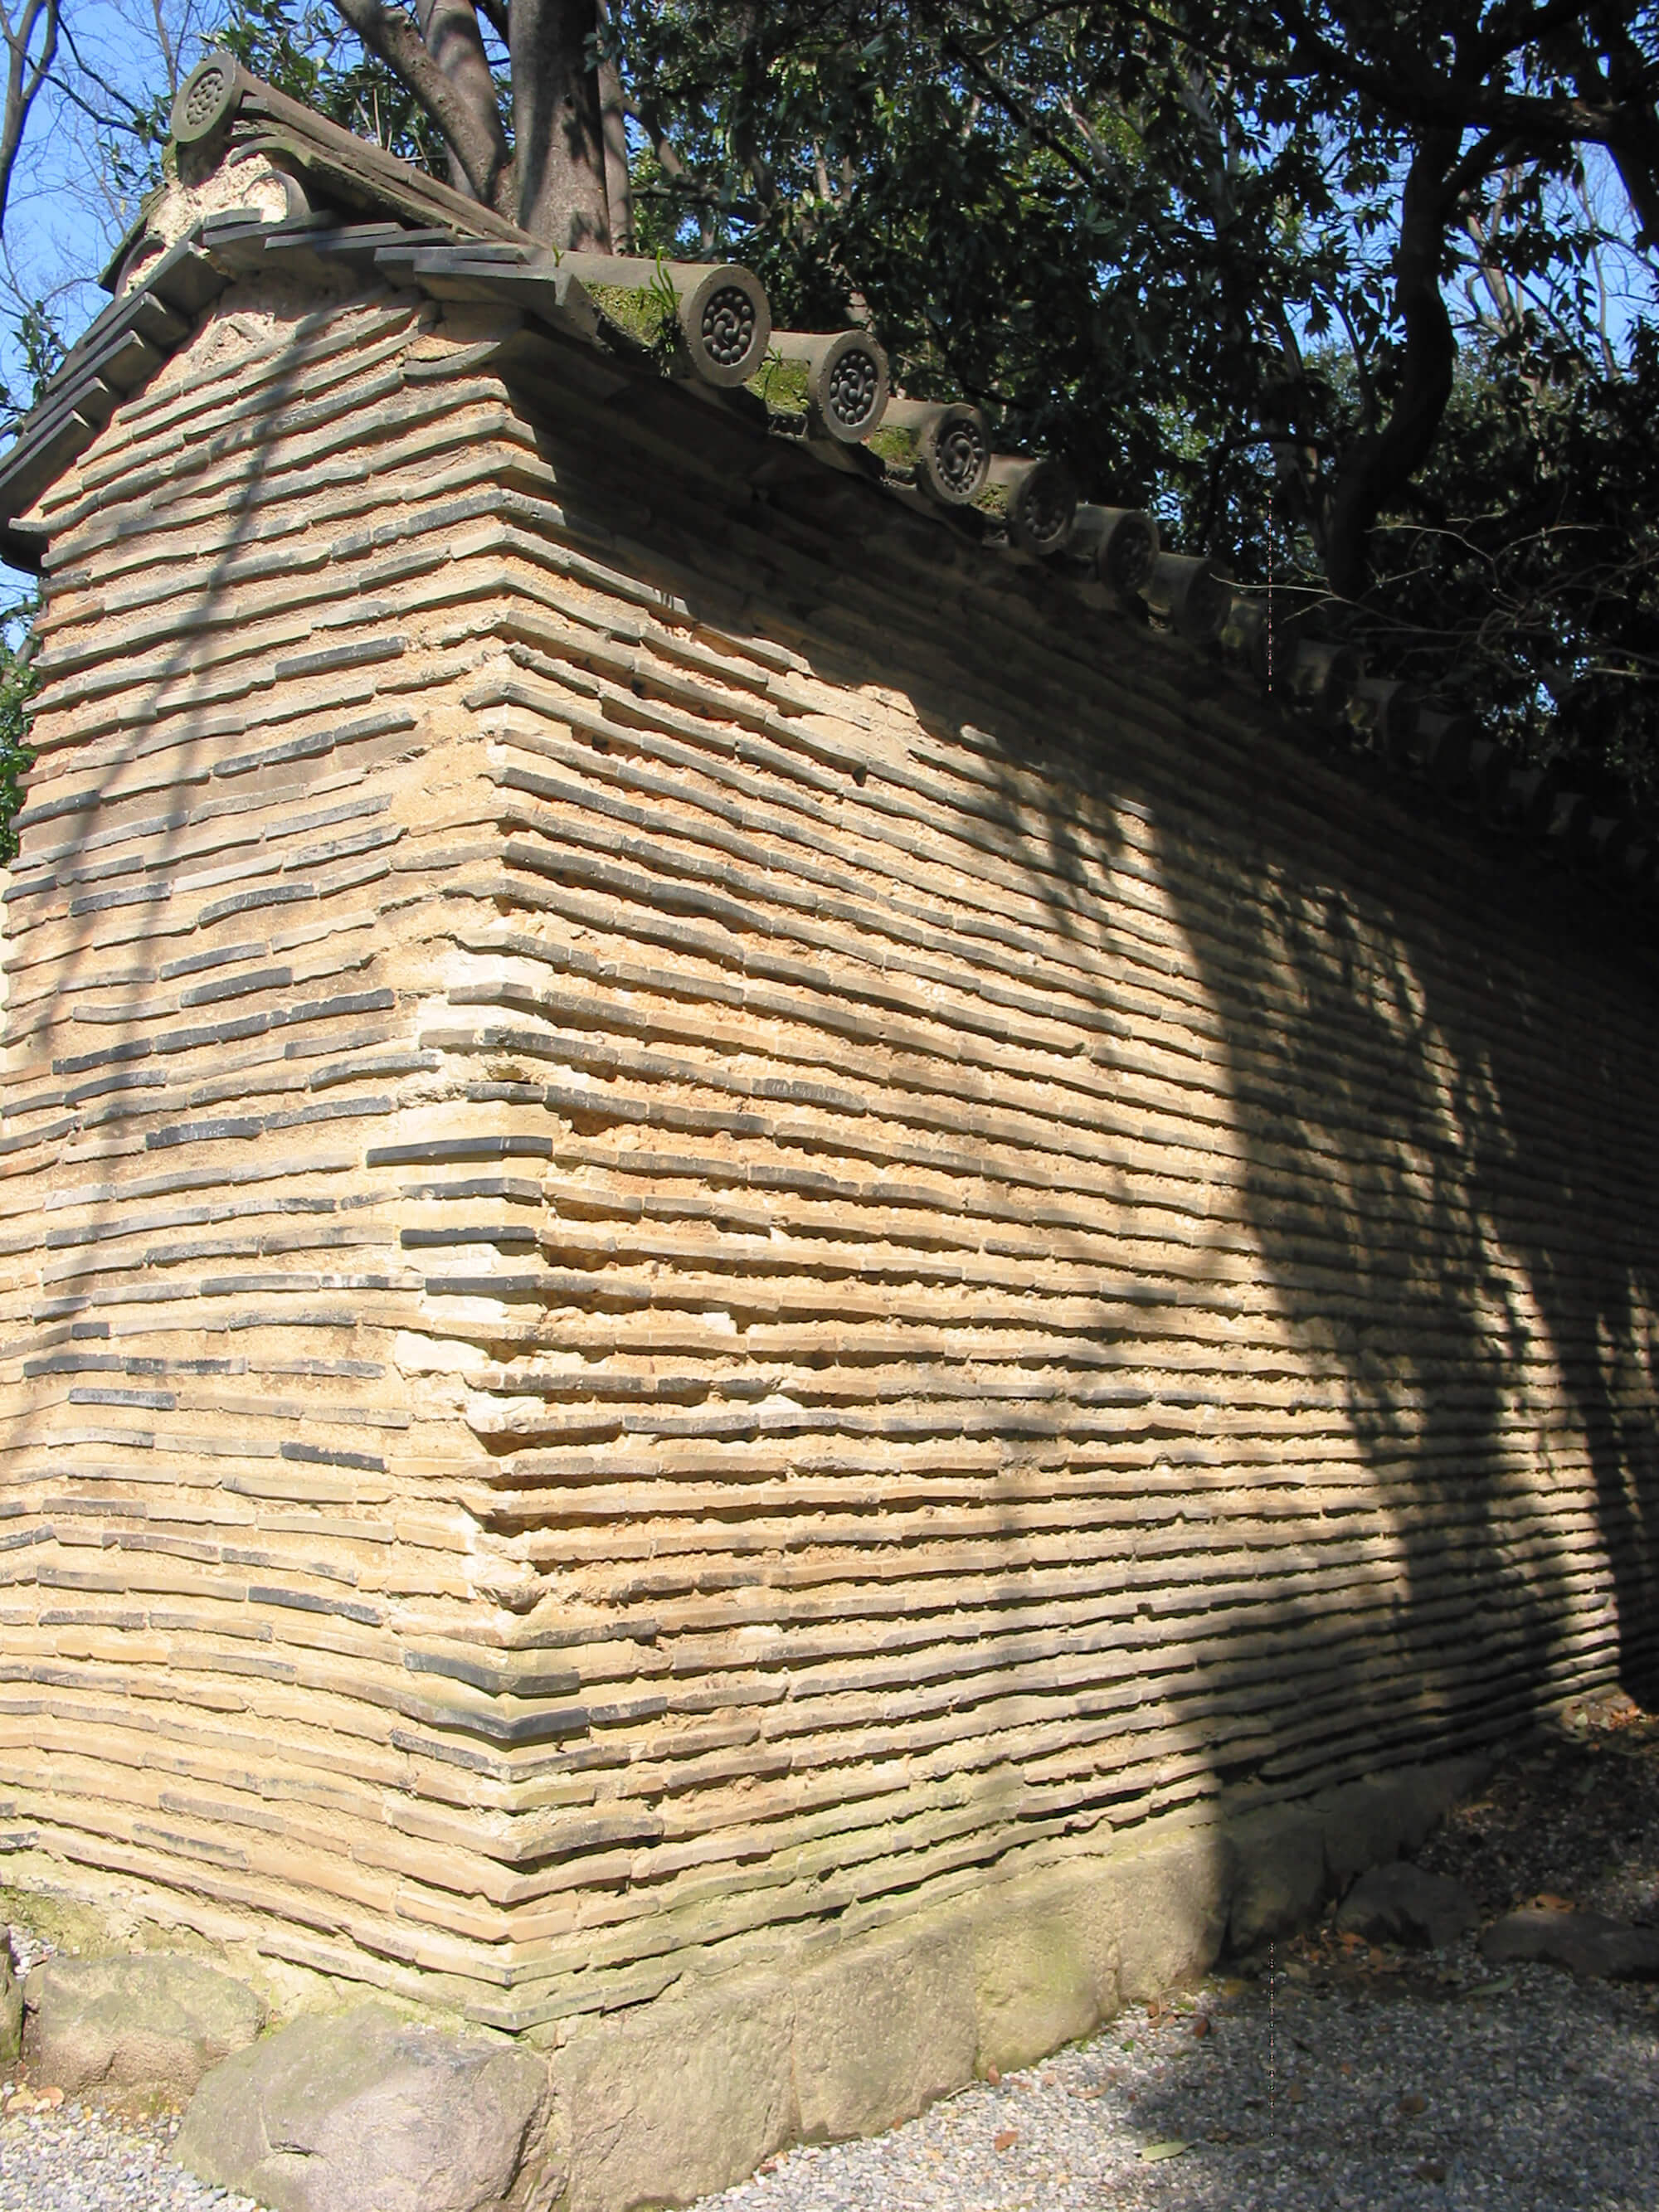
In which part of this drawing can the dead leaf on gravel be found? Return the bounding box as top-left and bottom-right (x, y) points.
(993, 2128), (1018, 2152)
(1191, 2013), (1210, 2038)
(1139, 2139), (1189, 2162)
(1461, 1971), (1517, 1999)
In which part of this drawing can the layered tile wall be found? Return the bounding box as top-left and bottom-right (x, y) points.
(3, 263), (1657, 2034)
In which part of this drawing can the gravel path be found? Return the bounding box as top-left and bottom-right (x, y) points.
(0, 1926), (263, 2212)
(5, 1694), (1656, 2212)
(696, 1691), (1659, 2212)
(694, 1955), (1659, 2212)
(0, 2101), (262, 2212)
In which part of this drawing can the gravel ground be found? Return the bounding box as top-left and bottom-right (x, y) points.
(0, 2102), (262, 2212)
(697, 1688), (1659, 2212)
(4, 1692), (1656, 2212)
(697, 1953), (1659, 2212)
(0, 1926), (264, 2212)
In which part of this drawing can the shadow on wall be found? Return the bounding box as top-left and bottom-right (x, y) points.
(7, 299), (326, 1298)
(1189, 832), (1659, 1718)
(17, 318), (1657, 2002)
(523, 381), (1659, 1896)
(946, 640), (1659, 1757)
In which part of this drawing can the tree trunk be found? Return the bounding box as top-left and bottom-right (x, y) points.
(1321, 132), (1458, 600)
(413, 0), (509, 206)
(508, 0), (611, 248)
(598, 50), (633, 250)
(595, 0), (633, 252)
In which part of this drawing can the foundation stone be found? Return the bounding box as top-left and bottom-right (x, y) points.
(25, 1952), (265, 2102)
(551, 1975), (795, 2212)
(0, 1936), (20, 2066)
(173, 2003), (560, 2212)
(791, 1916), (976, 2140)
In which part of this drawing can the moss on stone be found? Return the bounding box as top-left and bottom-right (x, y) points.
(588, 284), (677, 351)
(1, 1886), (123, 1958)
(867, 423), (920, 469)
(748, 354), (811, 416)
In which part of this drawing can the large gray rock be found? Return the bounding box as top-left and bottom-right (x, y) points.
(174, 2005), (559, 2212)
(1227, 1806), (1328, 1952)
(793, 1918), (975, 2140)
(1112, 1825), (1233, 2000)
(0, 1933), (21, 2066)
(1336, 1864), (1479, 1951)
(552, 1975), (793, 2212)
(1479, 1909), (1659, 1980)
(24, 1952), (265, 2101)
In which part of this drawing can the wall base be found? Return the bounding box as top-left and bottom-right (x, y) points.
(544, 1753), (1492, 2212)
(7, 1753), (1492, 2211)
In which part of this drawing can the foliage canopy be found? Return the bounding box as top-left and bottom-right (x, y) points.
(2, 0), (1658, 822)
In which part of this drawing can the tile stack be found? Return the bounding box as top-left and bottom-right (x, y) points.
(0, 71), (1656, 2039)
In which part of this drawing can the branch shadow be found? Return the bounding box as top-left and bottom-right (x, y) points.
(523, 377), (1659, 1937)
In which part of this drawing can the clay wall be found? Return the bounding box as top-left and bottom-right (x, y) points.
(3, 266), (1658, 2053)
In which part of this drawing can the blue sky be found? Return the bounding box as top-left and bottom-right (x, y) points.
(2, 0), (223, 615)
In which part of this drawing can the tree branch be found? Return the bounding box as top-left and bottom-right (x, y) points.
(1106, 0), (1647, 148)
(940, 33), (1104, 192)
(410, 0), (509, 204)
(329, 0), (509, 209)
(1321, 129), (1462, 599)
(1576, 7), (1659, 251)
(51, 13), (151, 140)
(0, 0), (58, 238)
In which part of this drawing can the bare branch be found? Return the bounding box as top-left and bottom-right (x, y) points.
(149, 0), (177, 96)
(0, 0), (60, 238)
(411, 0), (510, 204)
(330, 0), (510, 209)
(54, 12), (153, 137)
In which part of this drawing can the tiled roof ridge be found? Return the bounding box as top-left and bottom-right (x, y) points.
(2, 51), (1656, 929)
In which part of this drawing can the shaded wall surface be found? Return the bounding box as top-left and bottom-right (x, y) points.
(2, 266), (1657, 2033)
